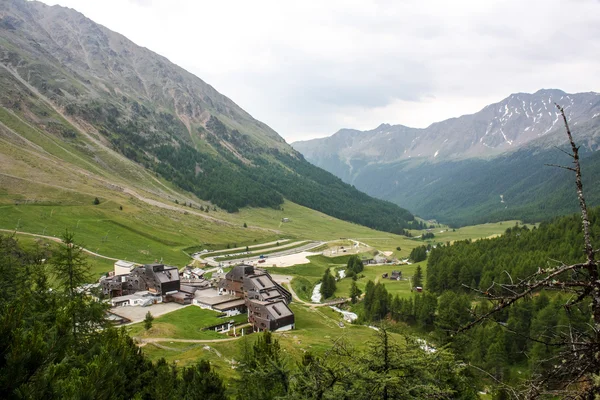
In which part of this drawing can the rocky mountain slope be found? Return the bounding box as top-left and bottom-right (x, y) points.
(0, 0), (417, 234)
(294, 89), (600, 177)
(293, 90), (600, 225)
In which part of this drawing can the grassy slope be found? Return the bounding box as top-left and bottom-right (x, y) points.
(126, 306), (248, 340)
(0, 95), (512, 277)
(10, 233), (114, 278)
(139, 302), (403, 372)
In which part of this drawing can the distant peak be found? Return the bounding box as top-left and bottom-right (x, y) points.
(533, 88), (566, 96)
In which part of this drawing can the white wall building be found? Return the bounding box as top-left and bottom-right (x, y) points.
(114, 260), (136, 276)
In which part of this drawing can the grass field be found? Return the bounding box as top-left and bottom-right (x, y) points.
(127, 306), (248, 340)
(9, 233), (120, 278)
(278, 255), (350, 301)
(334, 261), (427, 300)
(280, 253), (427, 302)
(413, 220), (521, 244)
(0, 201), (277, 268)
(138, 302), (404, 372)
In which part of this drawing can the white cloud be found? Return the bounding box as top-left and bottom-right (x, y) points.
(40, 0), (600, 142)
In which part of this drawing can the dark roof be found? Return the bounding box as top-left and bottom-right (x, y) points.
(248, 275), (276, 290)
(180, 285), (197, 294)
(155, 268), (179, 283)
(147, 263), (165, 272)
(213, 299), (246, 311)
(265, 300), (293, 318)
(226, 265), (255, 282)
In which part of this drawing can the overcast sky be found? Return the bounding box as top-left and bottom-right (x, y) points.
(41, 0), (600, 142)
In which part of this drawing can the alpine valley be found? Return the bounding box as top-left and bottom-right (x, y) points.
(3, 0), (600, 399)
(293, 89), (600, 226)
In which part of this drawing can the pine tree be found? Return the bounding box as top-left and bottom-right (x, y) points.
(320, 268), (336, 299)
(51, 230), (106, 340)
(349, 280), (362, 304)
(412, 265), (423, 288)
(144, 311), (154, 330)
(346, 255), (364, 274)
(237, 332), (289, 399)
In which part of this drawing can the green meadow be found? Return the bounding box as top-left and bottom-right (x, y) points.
(138, 302), (404, 372)
(127, 306), (248, 340)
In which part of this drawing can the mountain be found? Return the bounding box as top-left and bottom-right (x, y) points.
(0, 0), (417, 234)
(293, 90), (600, 226)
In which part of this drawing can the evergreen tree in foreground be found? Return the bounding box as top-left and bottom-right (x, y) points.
(0, 233), (226, 399)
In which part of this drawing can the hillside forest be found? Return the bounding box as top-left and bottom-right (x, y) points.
(349, 207), (600, 397)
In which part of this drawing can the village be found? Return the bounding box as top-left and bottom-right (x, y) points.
(99, 239), (419, 338)
(101, 260), (295, 333)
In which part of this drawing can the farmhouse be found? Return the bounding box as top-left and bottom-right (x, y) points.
(390, 270), (402, 280)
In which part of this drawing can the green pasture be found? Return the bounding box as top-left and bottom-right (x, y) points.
(0, 201), (273, 268)
(127, 306), (247, 340)
(334, 261), (427, 300)
(139, 303), (404, 372)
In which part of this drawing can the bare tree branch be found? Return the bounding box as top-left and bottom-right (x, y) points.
(544, 163), (577, 172)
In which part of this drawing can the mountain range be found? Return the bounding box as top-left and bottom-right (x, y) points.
(0, 0), (417, 234)
(293, 89), (600, 226)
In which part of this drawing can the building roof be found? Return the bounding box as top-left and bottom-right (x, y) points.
(168, 291), (192, 300)
(115, 260), (136, 269)
(259, 289), (284, 301)
(265, 301), (293, 318)
(180, 285), (197, 294)
(194, 288), (240, 306)
(213, 299), (246, 311)
(155, 268), (179, 283)
(248, 275), (276, 290)
(225, 264), (256, 282)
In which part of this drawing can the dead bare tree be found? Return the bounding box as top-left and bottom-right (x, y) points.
(460, 104), (599, 399)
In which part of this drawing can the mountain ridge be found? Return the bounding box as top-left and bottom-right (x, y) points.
(293, 89), (600, 169)
(292, 89), (600, 225)
(0, 0), (418, 234)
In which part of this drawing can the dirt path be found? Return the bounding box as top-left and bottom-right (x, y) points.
(0, 229), (122, 262)
(136, 336), (242, 345)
